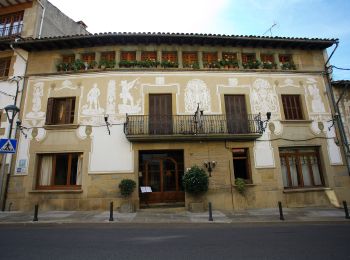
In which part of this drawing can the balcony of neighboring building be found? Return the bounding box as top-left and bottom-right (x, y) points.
(124, 113), (263, 141)
(0, 11), (24, 38)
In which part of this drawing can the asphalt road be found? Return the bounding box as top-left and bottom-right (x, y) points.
(0, 223), (349, 260)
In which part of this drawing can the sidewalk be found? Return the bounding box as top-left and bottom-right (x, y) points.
(0, 207), (349, 224)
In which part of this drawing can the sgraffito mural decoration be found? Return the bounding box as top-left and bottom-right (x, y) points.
(306, 77), (326, 113)
(106, 80), (116, 115)
(82, 83), (105, 115)
(118, 78), (141, 114)
(185, 79), (211, 113)
(250, 78), (279, 115)
(26, 82), (45, 119)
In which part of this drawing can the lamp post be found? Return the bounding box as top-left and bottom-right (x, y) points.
(0, 76), (22, 211)
(1, 104), (20, 211)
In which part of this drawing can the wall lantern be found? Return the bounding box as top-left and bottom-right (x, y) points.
(256, 112), (271, 133)
(204, 161), (216, 177)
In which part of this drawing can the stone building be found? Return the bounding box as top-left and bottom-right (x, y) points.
(4, 32), (350, 211)
(0, 0), (88, 210)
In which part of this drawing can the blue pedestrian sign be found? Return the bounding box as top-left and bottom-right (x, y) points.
(0, 139), (17, 154)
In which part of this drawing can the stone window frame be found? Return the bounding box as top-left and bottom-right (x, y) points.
(279, 147), (324, 189)
(36, 153), (83, 190)
(45, 97), (76, 125)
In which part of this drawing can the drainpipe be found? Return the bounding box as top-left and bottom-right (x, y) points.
(37, 0), (46, 39)
(324, 40), (350, 174)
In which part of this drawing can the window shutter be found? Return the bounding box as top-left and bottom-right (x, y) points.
(45, 98), (54, 125)
(65, 97), (75, 124)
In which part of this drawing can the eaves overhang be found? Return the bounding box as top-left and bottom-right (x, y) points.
(10, 32), (338, 52)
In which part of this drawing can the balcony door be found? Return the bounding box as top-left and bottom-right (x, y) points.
(225, 95), (248, 134)
(149, 94), (172, 134)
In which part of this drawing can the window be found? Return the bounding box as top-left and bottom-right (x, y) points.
(280, 148), (324, 188)
(0, 11), (24, 37)
(279, 54), (292, 63)
(101, 51), (115, 61)
(81, 53), (95, 63)
(62, 54), (75, 64)
(232, 148), (251, 183)
(0, 57), (11, 77)
(182, 52), (198, 68)
(282, 95), (304, 120)
(222, 52), (237, 62)
(261, 54), (274, 63)
(242, 53), (256, 63)
(141, 51), (157, 61)
(162, 51), (177, 63)
(45, 97), (76, 125)
(37, 153), (83, 189)
(203, 52), (218, 68)
(121, 51), (136, 61)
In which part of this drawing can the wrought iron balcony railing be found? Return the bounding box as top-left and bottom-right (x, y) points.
(0, 24), (23, 38)
(124, 114), (263, 141)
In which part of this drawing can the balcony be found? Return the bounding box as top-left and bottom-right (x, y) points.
(124, 114), (263, 141)
(0, 24), (23, 38)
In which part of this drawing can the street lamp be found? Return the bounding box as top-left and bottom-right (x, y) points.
(5, 105), (20, 126)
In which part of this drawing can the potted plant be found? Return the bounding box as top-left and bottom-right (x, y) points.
(119, 60), (136, 68)
(119, 179), (136, 212)
(56, 62), (70, 72)
(242, 59), (261, 69)
(71, 59), (85, 71)
(262, 61), (277, 69)
(183, 165), (209, 212)
(99, 59), (116, 69)
(281, 61), (296, 70)
(161, 60), (178, 68)
(234, 178), (246, 195)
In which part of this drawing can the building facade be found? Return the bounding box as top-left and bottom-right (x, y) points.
(5, 33), (350, 211)
(0, 0), (88, 209)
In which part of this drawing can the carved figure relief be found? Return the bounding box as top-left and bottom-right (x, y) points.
(106, 80), (116, 114)
(118, 78), (141, 114)
(26, 82), (45, 119)
(185, 79), (211, 113)
(82, 83), (104, 115)
(250, 79), (278, 114)
(306, 78), (325, 113)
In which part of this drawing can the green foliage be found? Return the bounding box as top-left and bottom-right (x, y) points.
(281, 61), (296, 70)
(136, 59), (159, 68)
(161, 60), (178, 68)
(71, 59), (85, 71)
(99, 59), (116, 69)
(119, 179), (136, 198)
(182, 166), (209, 195)
(119, 60), (137, 68)
(234, 178), (246, 194)
(219, 59), (239, 68)
(242, 59), (261, 69)
(262, 61), (277, 69)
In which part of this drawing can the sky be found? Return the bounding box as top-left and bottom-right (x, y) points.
(49, 0), (350, 80)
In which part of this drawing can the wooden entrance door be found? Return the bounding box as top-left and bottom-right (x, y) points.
(225, 95), (248, 134)
(149, 94), (172, 134)
(143, 157), (184, 203)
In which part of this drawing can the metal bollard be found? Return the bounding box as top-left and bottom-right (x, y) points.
(278, 201), (284, 221)
(33, 204), (39, 222)
(109, 202), (114, 222)
(208, 202), (213, 221)
(343, 201), (350, 219)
